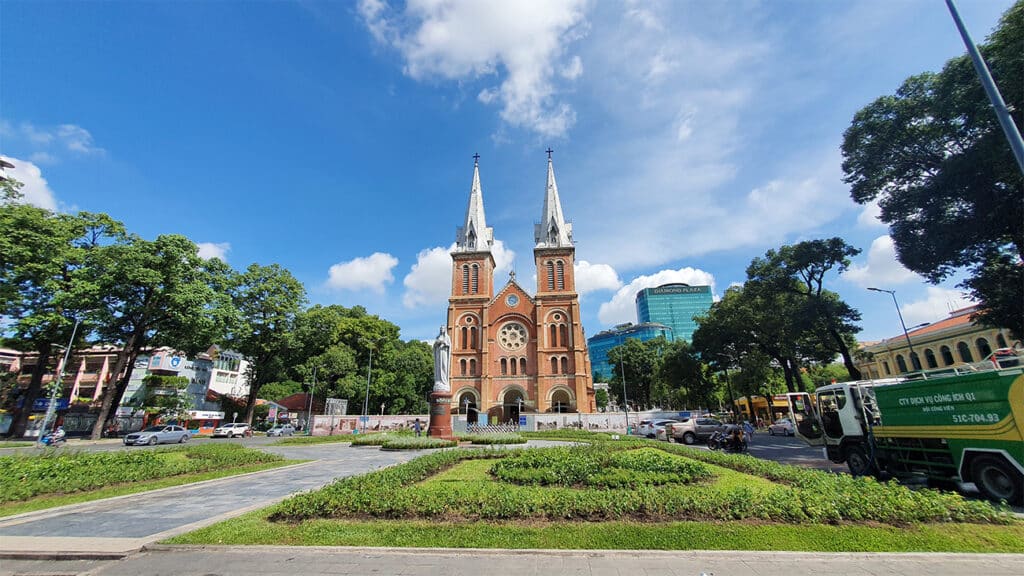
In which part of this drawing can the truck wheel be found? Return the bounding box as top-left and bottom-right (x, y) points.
(845, 445), (875, 477)
(682, 432), (696, 445)
(768, 428), (775, 436)
(971, 455), (1023, 506)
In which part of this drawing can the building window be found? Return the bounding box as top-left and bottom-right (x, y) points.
(546, 261), (554, 290)
(957, 341), (974, 363)
(469, 358), (477, 376)
(976, 338), (992, 359)
(519, 357), (527, 375)
(501, 358), (508, 375)
(550, 324), (558, 347)
(560, 356), (568, 374)
(559, 324), (568, 347)
(471, 264), (479, 294)
(550, 356), (558, 374)
(924, 348), (938, 369)
(997, 333), (1008, 348)
(510, 357), (518, 375)
(556, 261), (565, 290)
(461, 327), (468, 349)
(896, 354), (908, 373)
(882, 361), (890, 375)
(939, 346), (954, 366)
(910, 352), (921, 371)
(460, 359), (467, 376)
(470, 327), (478, 349)
(462, 264), (469, 294)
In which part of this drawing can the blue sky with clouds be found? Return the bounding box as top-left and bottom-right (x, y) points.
(1, 0), (1014, 344)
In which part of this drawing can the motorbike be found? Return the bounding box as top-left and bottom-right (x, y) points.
(40, 433), (67, 447)
(707, 430), (747, 453)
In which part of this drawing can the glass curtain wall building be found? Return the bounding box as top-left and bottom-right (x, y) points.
(635, 283), (713, 343)
(587, 322), (674, 381)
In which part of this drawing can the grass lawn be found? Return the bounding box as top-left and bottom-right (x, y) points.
(166, 439), (1024, 552)
(0, 459), (302, 518)
(0, 442), (34, 449)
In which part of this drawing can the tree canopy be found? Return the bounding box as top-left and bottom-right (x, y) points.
(841, 1), (1023, 337)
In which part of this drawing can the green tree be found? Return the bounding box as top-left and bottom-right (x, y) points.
(1, 179), (122, 436)
(89, 234), (235, 439)
(594, 388), (609, 411)
(229, 263), (307, 424)
(746, 238), (863, 380)
(258, 380), (304, 403)
(657, 339), (719, 411)
(607, 337), (667, 409)
(140, 374), (192, 423)
(841, 1), (1023, 337)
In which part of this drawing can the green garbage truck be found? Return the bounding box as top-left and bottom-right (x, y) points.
(788, 366), (1024, 505)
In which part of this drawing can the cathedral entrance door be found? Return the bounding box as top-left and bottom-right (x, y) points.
(503, 389), (524, 425)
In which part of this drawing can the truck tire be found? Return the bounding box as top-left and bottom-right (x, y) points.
(845, 445), (875, 477)
(682, 432), (696, 445)
(970, 455), (1023, 506)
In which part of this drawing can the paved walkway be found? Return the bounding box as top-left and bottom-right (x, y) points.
(3, 546), (1022, 576)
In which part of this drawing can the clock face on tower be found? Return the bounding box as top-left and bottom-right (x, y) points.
(506, 294), (519, 307)
(498, 322), (528, 351)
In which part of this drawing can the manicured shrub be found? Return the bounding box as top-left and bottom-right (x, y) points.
(381, 437), (457, 450)
(492, 446), (711, 488)
(460, 433), (527, 445)
(0, 444), (283, 503)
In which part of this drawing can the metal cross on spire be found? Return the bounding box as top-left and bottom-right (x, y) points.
(545, 148), (554, 160)
(473, 152), (480, 164)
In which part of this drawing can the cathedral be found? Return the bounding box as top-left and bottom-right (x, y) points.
(447, 153), (595, 424)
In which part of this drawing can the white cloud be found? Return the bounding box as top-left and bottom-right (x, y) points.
(597, 267), (716, 326)
(196, 242), (231, 262)
(1, 156), (58, 210)
(56, 124), (104, 155)
(574, 260), (622, 295)
(901, 287), (976, 328)
(857, 199), (885, 228)
(1, 121), (105, 162)
(401, 240), (516, 309)
(842, 235), (919, 288)
(326, 252), (399, 293)
(358, 0), (588, 137)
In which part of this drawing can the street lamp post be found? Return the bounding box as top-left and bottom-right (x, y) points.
(618, 335), (630, 434)
(868, 287), (918, 370)
(306, 365), (317, 436)
(37, 318), (80, 447)
(361, 338), (384, 433)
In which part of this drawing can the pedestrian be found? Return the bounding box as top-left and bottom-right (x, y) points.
(413, 418), (422, 437)
(743, 420), (755, 444)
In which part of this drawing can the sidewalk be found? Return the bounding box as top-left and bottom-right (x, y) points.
(3, 546), (1022, 576)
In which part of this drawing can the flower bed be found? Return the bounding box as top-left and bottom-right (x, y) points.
(459, 433), (527, 445)
(380, 436), (457, 450)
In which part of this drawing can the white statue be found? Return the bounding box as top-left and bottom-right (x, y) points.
(432, 325), (451, 392)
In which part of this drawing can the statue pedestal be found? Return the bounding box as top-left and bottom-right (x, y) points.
(427, 391), (454, 440)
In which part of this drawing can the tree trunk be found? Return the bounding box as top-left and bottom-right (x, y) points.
(89, 334), (137, 439)
(10, 344), (52, 438)
(243, 375), (260, 425)
(829, 326), (863, 380)
(780, 357), (796, 393)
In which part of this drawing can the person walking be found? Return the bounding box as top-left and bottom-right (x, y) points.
(413, 418), (422, 437)
(743, 420), (755, 444)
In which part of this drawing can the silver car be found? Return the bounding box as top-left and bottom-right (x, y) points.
(123, 425), (190, 446)
(266, 424), (295, 437)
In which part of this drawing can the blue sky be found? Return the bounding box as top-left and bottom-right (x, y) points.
(0, 0), (1014, 344)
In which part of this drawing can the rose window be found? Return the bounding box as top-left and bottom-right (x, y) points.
(498, 323), (528, 351)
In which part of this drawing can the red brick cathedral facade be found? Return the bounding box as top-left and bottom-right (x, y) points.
(447, 154), (595, 424)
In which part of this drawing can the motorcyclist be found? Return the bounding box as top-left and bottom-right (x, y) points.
(724, 424), (745, 451)
(52, 426), (66, 441)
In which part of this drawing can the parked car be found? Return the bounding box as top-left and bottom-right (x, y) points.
(266, 424), (296, 437)
(767, 418), (795, 436)
(213, 423), (251, 438)
(123, 425), (190, 446)
(637, 419), (678, 438)
(669, 417), (726, 445)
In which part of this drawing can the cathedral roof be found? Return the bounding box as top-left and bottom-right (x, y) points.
(455, 156), (494, 253)
(534, 154), (573, 248)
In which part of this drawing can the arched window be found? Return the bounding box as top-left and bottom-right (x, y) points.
(550, 357), (558, 374)
(470, 327), (478, 349)
(940, 346), (955, 366)
(910, 352), (921, 371)
(550, 324), (558, 347)
(546, 261), (554, 290)
(559, 324), (568, 347)
(556, 261), (565, 290)
(460, 359), (467, 376)
(997, 333), (1008, 348)
(501, 358), (508, 375)
(519, 357), (527, 375)
(882, 361), (890, 375)
(469, 358), (477, 376)
(896, 354), (908, 373)
(471, 264), (479, 294)
(560, 356), (569, 374)
(924, 348), (937, 369)
(510, 357), (518, 375)
(460, 327), (467, 349)
(462, 264), (469, 294)
(976, 338), (992, 359)
(957, 342), (974, 363)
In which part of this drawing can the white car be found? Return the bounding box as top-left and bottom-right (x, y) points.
(123, 425), (190, 446)
(767, 418), (795, 436)
(637, 419), (678, 439)
(213, 423), (251, 438)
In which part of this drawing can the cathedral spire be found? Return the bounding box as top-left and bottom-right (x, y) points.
(455, 154), (494, 252)
(534, 150), (573, 248)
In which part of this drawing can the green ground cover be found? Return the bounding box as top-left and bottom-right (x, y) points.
(0, 442), (34, 449)
(274, 435), (356, 446)
(0, 444), (288, 507)
(169, 438), (1022, 552)
(458, 433), (527, 445)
